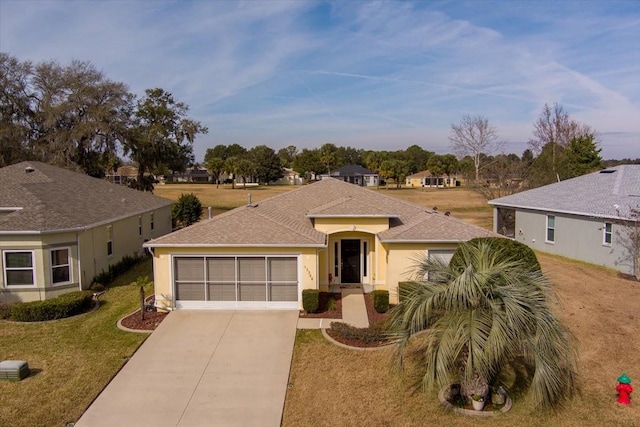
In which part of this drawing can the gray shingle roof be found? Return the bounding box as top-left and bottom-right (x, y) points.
(146, 177), (493, 247)
(489, 165), (640, 220)
(0, 161), (174, 233)
(331, 164), (376, 175)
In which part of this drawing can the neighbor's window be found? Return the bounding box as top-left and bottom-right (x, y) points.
(603, 222), (612, 245)
(107, 225), (113, 256)
(150, 212), (155, 231)
(3, 251), (35, 287)
(138, 216), (143, 237)
(546, 215), (555, 243)
(51, 248), (71, 285)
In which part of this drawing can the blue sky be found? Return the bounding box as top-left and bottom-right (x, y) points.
(1, 0), (639, 161)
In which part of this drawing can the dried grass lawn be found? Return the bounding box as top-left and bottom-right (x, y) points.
(283, 254), (640, 427)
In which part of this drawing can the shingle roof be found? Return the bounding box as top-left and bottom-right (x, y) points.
(407, 170), (451, 179)
(489, 165), (640, 220)
(146, 177), (493, 247)
(331, 164), (376, 176)
(0, 161), (174, 233)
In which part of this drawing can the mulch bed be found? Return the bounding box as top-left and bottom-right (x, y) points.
(299, 292), (342, 318)
(324, 293), (394, 348)
(120, 296), (168, 331)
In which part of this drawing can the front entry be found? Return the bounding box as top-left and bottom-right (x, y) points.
(340, 239), (361, 283)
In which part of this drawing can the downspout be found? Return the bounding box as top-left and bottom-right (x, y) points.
(77, 231), (82, 291)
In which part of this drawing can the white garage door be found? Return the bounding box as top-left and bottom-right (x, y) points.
(173, 256), (299, 309)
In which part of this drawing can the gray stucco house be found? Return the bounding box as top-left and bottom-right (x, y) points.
(489, 165), (640, 276)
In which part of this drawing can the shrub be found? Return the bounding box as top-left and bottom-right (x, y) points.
(172, 193), (203, 228)
(328, 321), (388, 344)
(450, 237), (541, 273)
(90, 282), (106, 292)
(90, 252), (144, 287)
(0, 302), (12, 320)
(10, 291), (94, 322)
(372, 290), (389, 313)
(302, 289), (319, 313)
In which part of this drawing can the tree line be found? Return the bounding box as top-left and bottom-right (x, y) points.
(0, 53), (207, 190)
(4, 54), (636, 195)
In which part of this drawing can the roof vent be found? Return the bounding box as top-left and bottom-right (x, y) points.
(600, 169), (616, 174)
(25, 166), (34, 173)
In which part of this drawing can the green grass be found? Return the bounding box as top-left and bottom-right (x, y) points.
(0, 259), (154, 427)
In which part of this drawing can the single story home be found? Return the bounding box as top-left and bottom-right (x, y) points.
(144, 178), (494, 310)
(318, 165), (379, 187)
(273, 168), (303, 185)
(0, 161), (174, 302)
(489, 164), (639, 276)
(406, 170), (457, 188)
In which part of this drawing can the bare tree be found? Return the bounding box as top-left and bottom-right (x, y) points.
(449, 115), (502, 183)
(528, 103), (594, 175)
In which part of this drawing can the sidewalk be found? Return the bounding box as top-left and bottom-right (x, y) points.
(297, 287), (369, 329)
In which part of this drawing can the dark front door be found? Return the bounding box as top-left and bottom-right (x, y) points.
(340, 239), (360, 283)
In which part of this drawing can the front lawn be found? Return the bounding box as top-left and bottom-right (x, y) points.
(0, 259), (154, 427)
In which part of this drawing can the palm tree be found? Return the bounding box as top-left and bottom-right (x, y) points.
(388, 241), (579, 410)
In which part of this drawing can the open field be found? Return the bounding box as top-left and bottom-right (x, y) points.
(0, 260), (153, 427)
(282, 252), (640, 427)
(154, 183), (493, 229)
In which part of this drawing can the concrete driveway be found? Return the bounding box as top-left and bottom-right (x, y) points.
(76, 310), (298, 427)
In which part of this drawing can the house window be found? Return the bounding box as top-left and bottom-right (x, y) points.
(138, 216), (143, 237)
(51, 248), (71, 285)
(107, 225), (113, 256)
(546, 215), (555, 243)
(150, 212), (155, 231)
(603, 222), (612, 245)
(3, 251), (35, 287)
(334, 241), (339, 277)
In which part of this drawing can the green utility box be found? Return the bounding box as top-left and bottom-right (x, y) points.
(0, 360), (30, 381)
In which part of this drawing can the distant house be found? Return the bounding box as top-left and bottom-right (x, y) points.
(318, 165), (379, 187)
(106, 165), (139, 185)
(166, 167), (211, 183)
(273, 168), (303, 185)
(406, 170), (457, 188)
(0, 161), (174, 302)
(489, 165), (640, 276)
(144, 178), (495, 310)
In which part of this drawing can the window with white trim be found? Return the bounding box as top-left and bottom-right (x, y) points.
(603, 222), (612, 245)
(107, 225), (113, 256)
(150, 212), (155, 231)
(51, 247), (71, 285)
(138, 216), (143, 237)
(3, 251), (35, 287)
(546, 215), (555, 243)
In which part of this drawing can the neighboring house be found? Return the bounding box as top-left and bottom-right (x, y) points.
(318, 165), (379, 187)
(273, 168), (303, 185)
(406, 170), (458, 188)
(166, 167), (211, 183)
(106, 165), (139, 185)
(144, 178), (494, 310)
(489, 165), (640, 276)
(0, 161), (174, 303)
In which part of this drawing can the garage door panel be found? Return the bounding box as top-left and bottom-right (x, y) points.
(207, 282), (235, 301)
(176, 282), (205, 301)
(238, 283), (266, 301)
(268, 258), (297, 281)
(175, 258), (205, 281)
(207, 258), (235, 281)
(238, 258), (266, 281)
(269, 283), (297, 301)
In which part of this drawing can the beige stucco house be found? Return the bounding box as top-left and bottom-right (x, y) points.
(0, 161), (174, 302)
(145, 178), (493, 310)
(406, 170), (457, 188)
